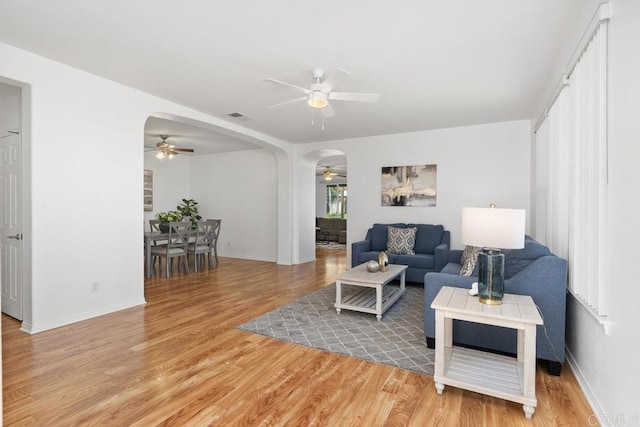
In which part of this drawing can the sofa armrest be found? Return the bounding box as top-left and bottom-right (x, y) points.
(423, 272), (477, 338)
(433, 243), (450, 272)
(505, 255), (568, 362)
(448, 249), (463, 264)
(351, 239), (371, 268)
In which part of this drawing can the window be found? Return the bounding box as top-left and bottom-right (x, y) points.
(326, 185), (347, 218)
(534, 17), (609, 322)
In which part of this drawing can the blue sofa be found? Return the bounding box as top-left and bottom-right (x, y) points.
(352, 223), (450, 283)
(423, 236), (568, 375)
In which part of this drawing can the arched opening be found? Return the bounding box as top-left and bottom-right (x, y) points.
(299, 149), (347, 264)
(143, 113), (293, 267)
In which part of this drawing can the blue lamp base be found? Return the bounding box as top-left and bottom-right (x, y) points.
(478, 249), (505, 305)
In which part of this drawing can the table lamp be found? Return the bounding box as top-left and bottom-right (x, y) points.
(461, 205), (525, 305)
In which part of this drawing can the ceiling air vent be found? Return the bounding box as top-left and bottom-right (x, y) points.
(227, 112), (252, 121)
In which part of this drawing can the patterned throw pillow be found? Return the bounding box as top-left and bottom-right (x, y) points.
(460, 246), (482, 276)
(387, 226), (417, 255)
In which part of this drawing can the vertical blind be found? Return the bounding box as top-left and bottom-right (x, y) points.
(535, 21), (608, 317)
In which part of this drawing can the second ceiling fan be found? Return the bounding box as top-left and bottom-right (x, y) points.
(264, 68), (379, 118)
(321, 166), (346, 181)
(153, 135), (194, 159)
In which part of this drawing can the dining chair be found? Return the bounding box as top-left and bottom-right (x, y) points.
(148, 219), (166, 269)
(150, 221), (190, 277)
(149, 219), (161, 232)
(206, 219), (222, 267)
(188, 219), (221, 271)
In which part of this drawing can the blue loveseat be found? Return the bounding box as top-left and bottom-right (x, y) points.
(423, 236), (568, 375)
(351, 223), (450, 283)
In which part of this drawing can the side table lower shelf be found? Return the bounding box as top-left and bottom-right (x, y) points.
(434, 346), (533, 407)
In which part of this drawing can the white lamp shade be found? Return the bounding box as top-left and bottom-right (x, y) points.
(461, 207), (526, 249)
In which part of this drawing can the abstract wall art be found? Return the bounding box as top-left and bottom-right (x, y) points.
(381, 164), (437, 207)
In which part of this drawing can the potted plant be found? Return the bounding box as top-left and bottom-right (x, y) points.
(177, 198), (202, 229)
(155, 210), (183, 232)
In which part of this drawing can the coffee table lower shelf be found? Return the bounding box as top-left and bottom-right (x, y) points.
(335, 286), (403, 318)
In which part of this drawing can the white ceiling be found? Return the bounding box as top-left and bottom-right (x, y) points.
(0, 1), (588, 146)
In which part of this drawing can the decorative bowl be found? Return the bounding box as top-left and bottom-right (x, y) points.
(366, 260), (380, 272)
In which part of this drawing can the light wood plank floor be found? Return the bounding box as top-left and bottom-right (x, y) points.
(3, 249), (595, 426)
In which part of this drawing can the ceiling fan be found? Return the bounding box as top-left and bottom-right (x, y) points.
(264, 68), (379, 119)
(320, 166), (347, 181)
(148, 135), (194, 159)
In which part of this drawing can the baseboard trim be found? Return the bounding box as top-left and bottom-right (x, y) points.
(26, 297), (147, 334)
(19, 321), (33, 334)
(565, 348), (605, 415)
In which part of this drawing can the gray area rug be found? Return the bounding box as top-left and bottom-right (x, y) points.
(237, 283), (434, 375)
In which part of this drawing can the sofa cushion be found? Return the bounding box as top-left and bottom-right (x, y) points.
(317, 217), (346, 231)
(358, 251), (397, 265)
(460, 245), (482, 276)
(387, 226), (416, 255)
(370, 223), (406, 251)
(407, 224), (444, 254)
(502, 238), (551, 279)
(394, 253), (434, 269)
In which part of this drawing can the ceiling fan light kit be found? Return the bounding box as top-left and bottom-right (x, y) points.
(265, 68), (379, 122)
(308, 92), (328, 109)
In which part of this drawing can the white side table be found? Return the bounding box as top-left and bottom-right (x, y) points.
(431, 286), (543, 419)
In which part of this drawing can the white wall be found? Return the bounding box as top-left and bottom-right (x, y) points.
(0, 42), (294, 332)
(143, 151), (191, 230)
(0, 82), (20, 128)
(189, 149), (278, 262)
(299, 120), (532, 264)
(562, 0), (640, 418)
(316, 182), (326, 217)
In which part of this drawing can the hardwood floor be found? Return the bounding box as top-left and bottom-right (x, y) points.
(3, 249), (595, 426)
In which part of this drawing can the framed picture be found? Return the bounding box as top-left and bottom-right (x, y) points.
(144, 169), (153, 211)
(381, 164), (437, 207)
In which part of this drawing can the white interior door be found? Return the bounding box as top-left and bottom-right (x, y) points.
(0, 131), (22, 320)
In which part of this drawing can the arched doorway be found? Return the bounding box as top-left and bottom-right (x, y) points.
(299, 149), (347, 263)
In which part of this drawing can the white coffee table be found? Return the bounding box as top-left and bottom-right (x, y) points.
(334, 263), (407, 320)
(431, 286), (543, 419)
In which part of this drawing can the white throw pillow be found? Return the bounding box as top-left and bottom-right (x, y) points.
(460, 246), (482, 276)
(387, 226), (417, 255)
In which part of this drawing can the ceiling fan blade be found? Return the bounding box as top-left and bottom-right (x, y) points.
(144, 146), (156, 151)
(322, 103), (336, 119)
(173, 148), (194, 153)
(329, 92), (379, 103)
(263, 78), (310, 94)
(323, 68), (351, 91)
(268, 96), (307, 109)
